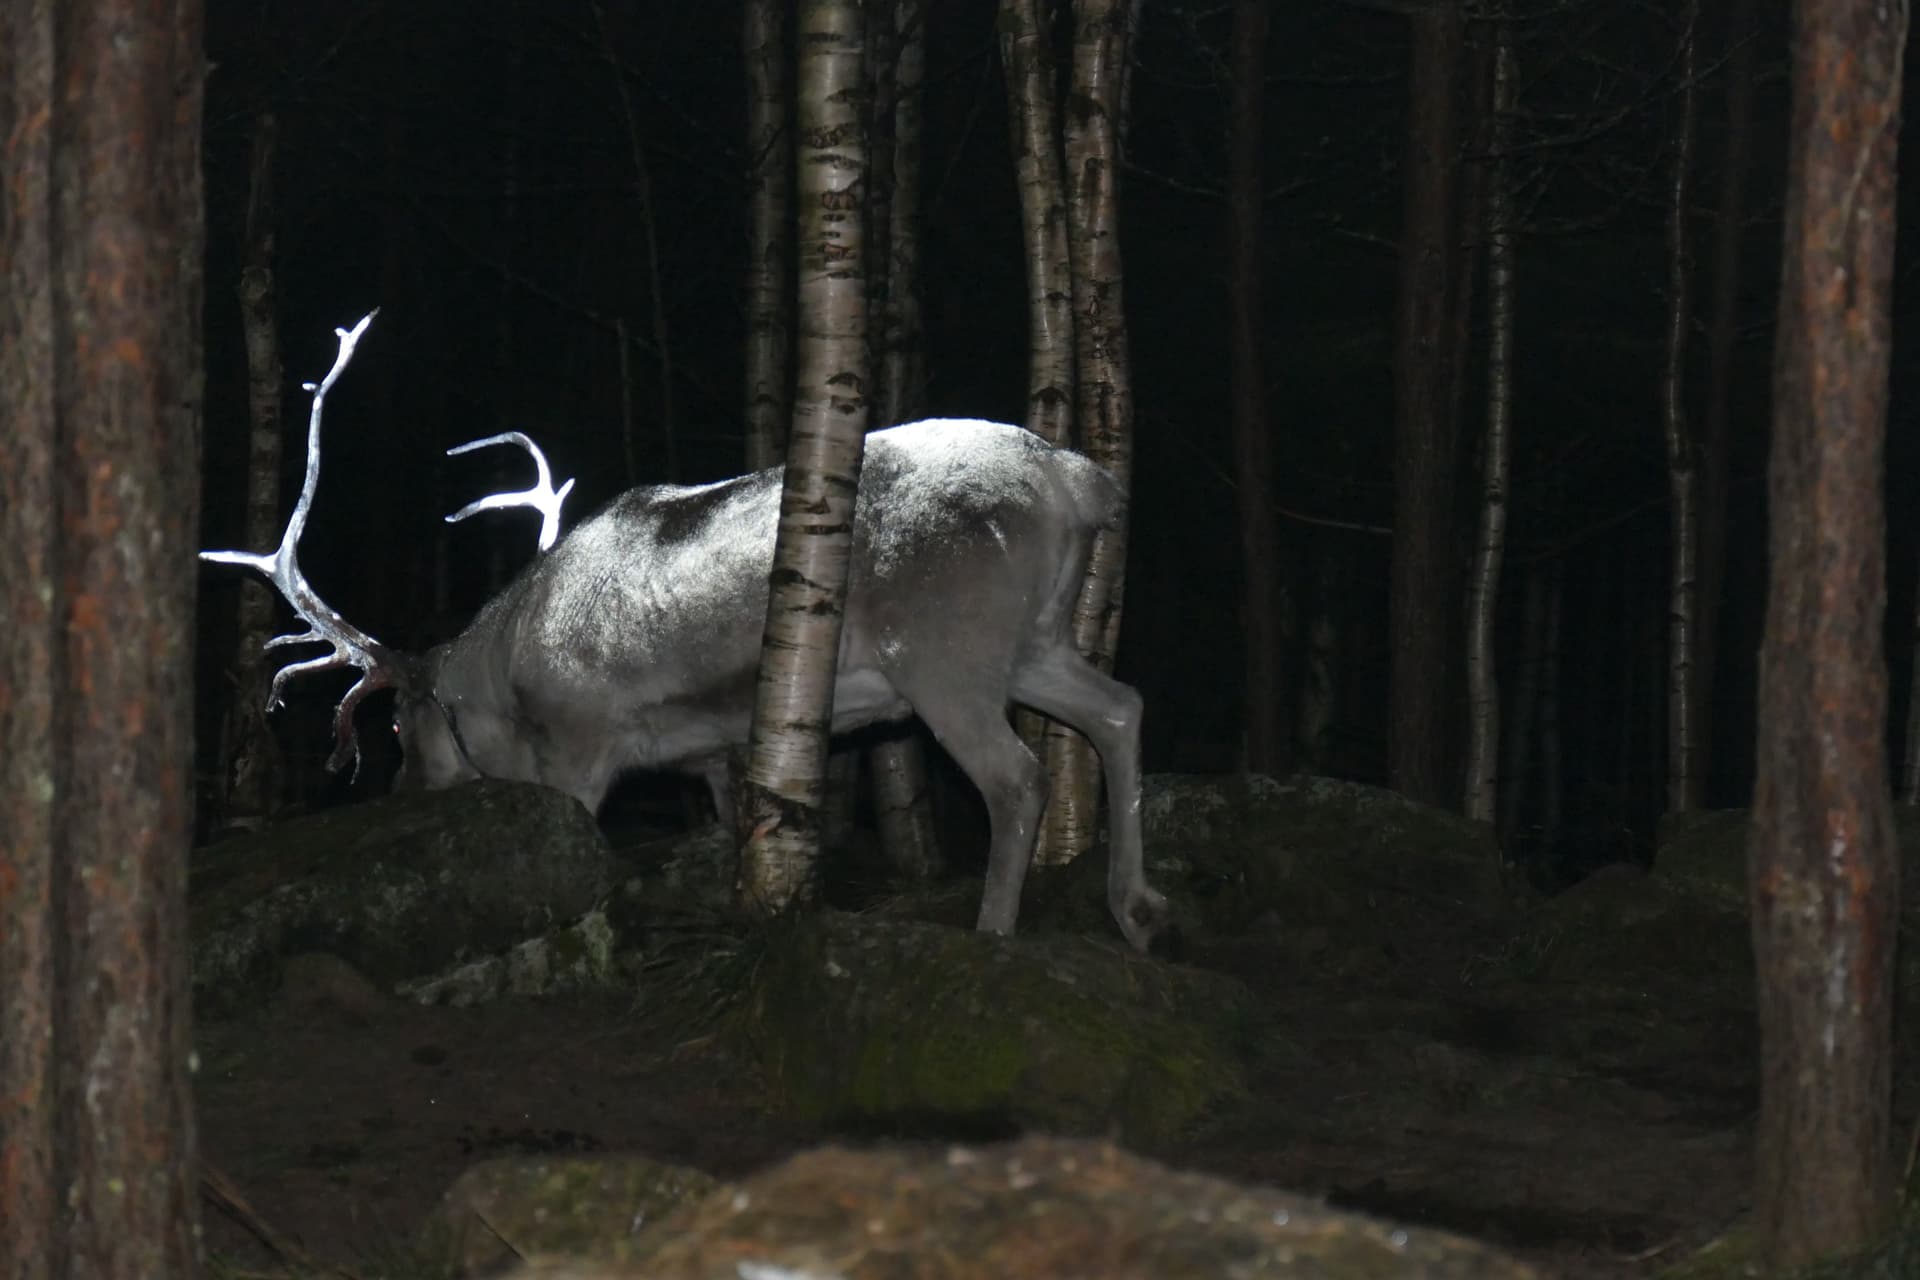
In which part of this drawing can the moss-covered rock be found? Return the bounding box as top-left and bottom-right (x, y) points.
(520, 1136), (1539, 1280)
(1651, 803), (1920, 1017)
(743, 911), (1261, 1145)
(1498, 863), (1754, 1002)
(1128, 774), (1525, 982)
(1655, 804), (1920, 911)
(416, 1152), (721, 1278)
(191, 780), (621, 1017)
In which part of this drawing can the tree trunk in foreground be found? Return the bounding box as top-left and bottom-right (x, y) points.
(1749, 0), (1904, 1263)
(0, 0), (205, 1274)
(737, 0), (871, 916)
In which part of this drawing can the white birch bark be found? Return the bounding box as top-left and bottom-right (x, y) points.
(737, 0), (871, 916)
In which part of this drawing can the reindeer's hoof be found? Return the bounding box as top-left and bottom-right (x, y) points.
(1113, 885), (1170, 953)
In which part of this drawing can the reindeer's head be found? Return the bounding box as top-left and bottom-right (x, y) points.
(388, 662), (479, 793)
(204, 311), (572, 791)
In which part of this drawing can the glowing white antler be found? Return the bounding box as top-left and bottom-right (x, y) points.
(443, 431), (576, 552)
(200, 309), (400, 777)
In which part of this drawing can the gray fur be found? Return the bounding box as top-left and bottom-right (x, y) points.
(397, 417), (1167, 949)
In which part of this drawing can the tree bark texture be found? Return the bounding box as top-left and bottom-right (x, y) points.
(1749, 0), (1905, 1262)
(738, 0), (871, 917)
(1296, 550), (1340, 773)
(1034, 0), (1136, 868)
(1388, 0), (1465, 809)
(1695, 0), (1756, 799)
(999, 0), (1079, 784)
(1462, 32), (1516, 825)
(867, 0), (939, 879)
(1906, 575), (1920, 803)
(743, 0), (794, 472)
(0, 0), (205, 1274)
(1663, 2), (1701, 815)
(1539, 562), (1564, 838)
(881, 0), (928, 425)
(1228, 0), (1285, 779)
(1499, 564), (1549, 840)
(223, 111), (287, 831)
(999, 0), (1076, 447)
(865, 0), (898, 398)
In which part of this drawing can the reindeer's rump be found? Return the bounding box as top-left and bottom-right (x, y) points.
(492, 419), (1115, 712)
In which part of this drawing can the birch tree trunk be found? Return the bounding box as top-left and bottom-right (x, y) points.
(1750, 0), (1904, 1260)
(0, 0), (204, 1271)
(999, 0), (1080, 803)
(737, 0), (871, 916)
(1695, 0), (1756, 798)
(743, 0), (793, 472)
(1388, 0), (1465, 809)
(999, 0), (1076, 448)
(867, 0), (939, 879)
(1034, 0), (1136, 868)
(1462, 33), (1516, 824)
(222, 112), (288, 832)
(1228, 0), (1285, 779)
(1662, 3), (1701, 815)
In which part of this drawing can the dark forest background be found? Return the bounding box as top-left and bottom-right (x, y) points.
(192, 0), (1919, 862)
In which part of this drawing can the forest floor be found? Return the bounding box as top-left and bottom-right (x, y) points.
(190, 781), (1918, 1279)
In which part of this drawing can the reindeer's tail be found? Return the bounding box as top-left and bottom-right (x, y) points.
(1052, 449), (1126, 532)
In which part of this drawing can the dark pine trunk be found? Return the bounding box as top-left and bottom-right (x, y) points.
(0, 0), (206, 1274)
(1749, 0), (1904, 1263)
(1228, 0), (1285, 778)
(1388, 0), (1465, 808)
(1695, 0), (1756, 801)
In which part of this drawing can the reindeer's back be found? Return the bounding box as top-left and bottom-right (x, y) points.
(480, 419), (1110, 700)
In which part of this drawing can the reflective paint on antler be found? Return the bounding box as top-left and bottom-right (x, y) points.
(199, 309), (398, 777)
(443, 431), (576, 552)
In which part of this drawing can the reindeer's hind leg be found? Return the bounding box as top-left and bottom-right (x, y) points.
(1011, 647), (1167, 951)
(892, 678), (1048, 937)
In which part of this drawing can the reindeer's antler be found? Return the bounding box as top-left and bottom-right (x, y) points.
(443, 431), (575, 552)
(202, 310), (400, 777)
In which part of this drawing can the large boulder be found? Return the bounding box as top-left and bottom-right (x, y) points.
(1052, 774), (1526, 982)
(487, 1137), (1539, 1280)
(191, 780), (621, 1017)
(742, 910), (1263, 1145)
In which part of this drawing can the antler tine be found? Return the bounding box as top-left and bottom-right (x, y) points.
(200, 309), (398, 780)
(444, 430), (576, 552)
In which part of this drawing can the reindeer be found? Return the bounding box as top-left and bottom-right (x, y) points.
(204, 313), (1168, 950)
